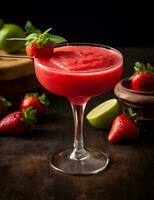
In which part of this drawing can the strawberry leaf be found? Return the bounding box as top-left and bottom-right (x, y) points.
(25, 92), (50, 106)
(25, 27), (67, 47)
(134, 62), (154, 73)
(134, 62), (145, 72)
(38, 93), (50, 105)
(25, 33), (40, 45)
(21, 107), (37, 127)
(47, 34), (67, 44)
(42, 28), (52, 35)
(25, 20), (41, 35)
(25, 92), (39, 98)
(37, 40), (44, 48)
(146, 63), (154, 72)
(26, 33), (40, 40)
(126, 107), (138, 123)
(0, 96), (12, 110)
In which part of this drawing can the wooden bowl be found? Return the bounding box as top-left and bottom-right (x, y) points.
(114, 78), (154, 121)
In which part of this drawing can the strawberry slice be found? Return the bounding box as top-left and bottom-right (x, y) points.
(131, 62), (154, 91)
(0, 107), (37, 135)
(108, 108), (139, 144)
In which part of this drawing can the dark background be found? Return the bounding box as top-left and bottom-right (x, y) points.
(0, 0), (153, 47)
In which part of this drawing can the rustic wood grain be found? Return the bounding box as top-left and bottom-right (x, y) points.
(0, 50), (34, 80)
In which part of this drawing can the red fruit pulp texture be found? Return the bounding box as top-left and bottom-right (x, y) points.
(34, 45), (123, 105)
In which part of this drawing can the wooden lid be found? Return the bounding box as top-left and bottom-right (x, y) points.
(0, 50), (34, 80)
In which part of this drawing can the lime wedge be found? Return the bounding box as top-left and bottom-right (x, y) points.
(86, 99), (121, 129)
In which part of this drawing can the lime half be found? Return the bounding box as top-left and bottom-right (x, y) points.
(86, 99), (121, 130)
(0, 24), (26, 52)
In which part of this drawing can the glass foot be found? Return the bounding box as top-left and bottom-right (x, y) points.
(49, 148), (109, 175)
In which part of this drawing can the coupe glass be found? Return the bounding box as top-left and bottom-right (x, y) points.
(34, 43), (123, 175)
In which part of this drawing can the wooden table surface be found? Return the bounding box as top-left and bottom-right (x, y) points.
(0, 48), (154, 200)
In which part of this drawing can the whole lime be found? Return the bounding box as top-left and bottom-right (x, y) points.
(0, 24), (26, 53)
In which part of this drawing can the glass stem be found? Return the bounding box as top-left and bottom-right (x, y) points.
(70, 101), (89, 161)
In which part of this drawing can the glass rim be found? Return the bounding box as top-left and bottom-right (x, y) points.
(35, 42), (123, 74)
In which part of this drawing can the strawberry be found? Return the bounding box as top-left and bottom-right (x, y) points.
(25, 28), (67, 58)
(108, 108), (139, 144)
(0, 96), (12, 116)
(26, 28), (54, 58)
(0, 107), (37, 135)
(20, 92), (49, 116)
(26, 42), (53, 58)
(130, 62), (154, 91)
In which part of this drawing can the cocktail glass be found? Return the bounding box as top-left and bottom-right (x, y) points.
(34, 43), (123, 175)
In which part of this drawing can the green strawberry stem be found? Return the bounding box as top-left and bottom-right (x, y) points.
(134, 62), (154, 73)
(38, 93), (50, 105)
(0, 96), (12, 110)
(42, 28), (52, 35)
(25, 92), (50, 106)
(21, 107), (37, 127)
(25, 27), (67, 47)
(125, 107), (138, 124)
(37, 28), (52, 42)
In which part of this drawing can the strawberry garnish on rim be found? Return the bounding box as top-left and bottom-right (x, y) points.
(26, 28), (53, 58)
(130, 62), (154, 91)
(25, 28), (67, 58)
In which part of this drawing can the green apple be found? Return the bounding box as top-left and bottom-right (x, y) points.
(86, 99), (121, 130)
(0, 24), (26, 52)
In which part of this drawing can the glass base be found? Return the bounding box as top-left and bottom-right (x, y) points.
(49, 148), (109, 175)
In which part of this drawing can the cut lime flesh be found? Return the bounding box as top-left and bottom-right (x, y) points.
(86, 99), (121, 129)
